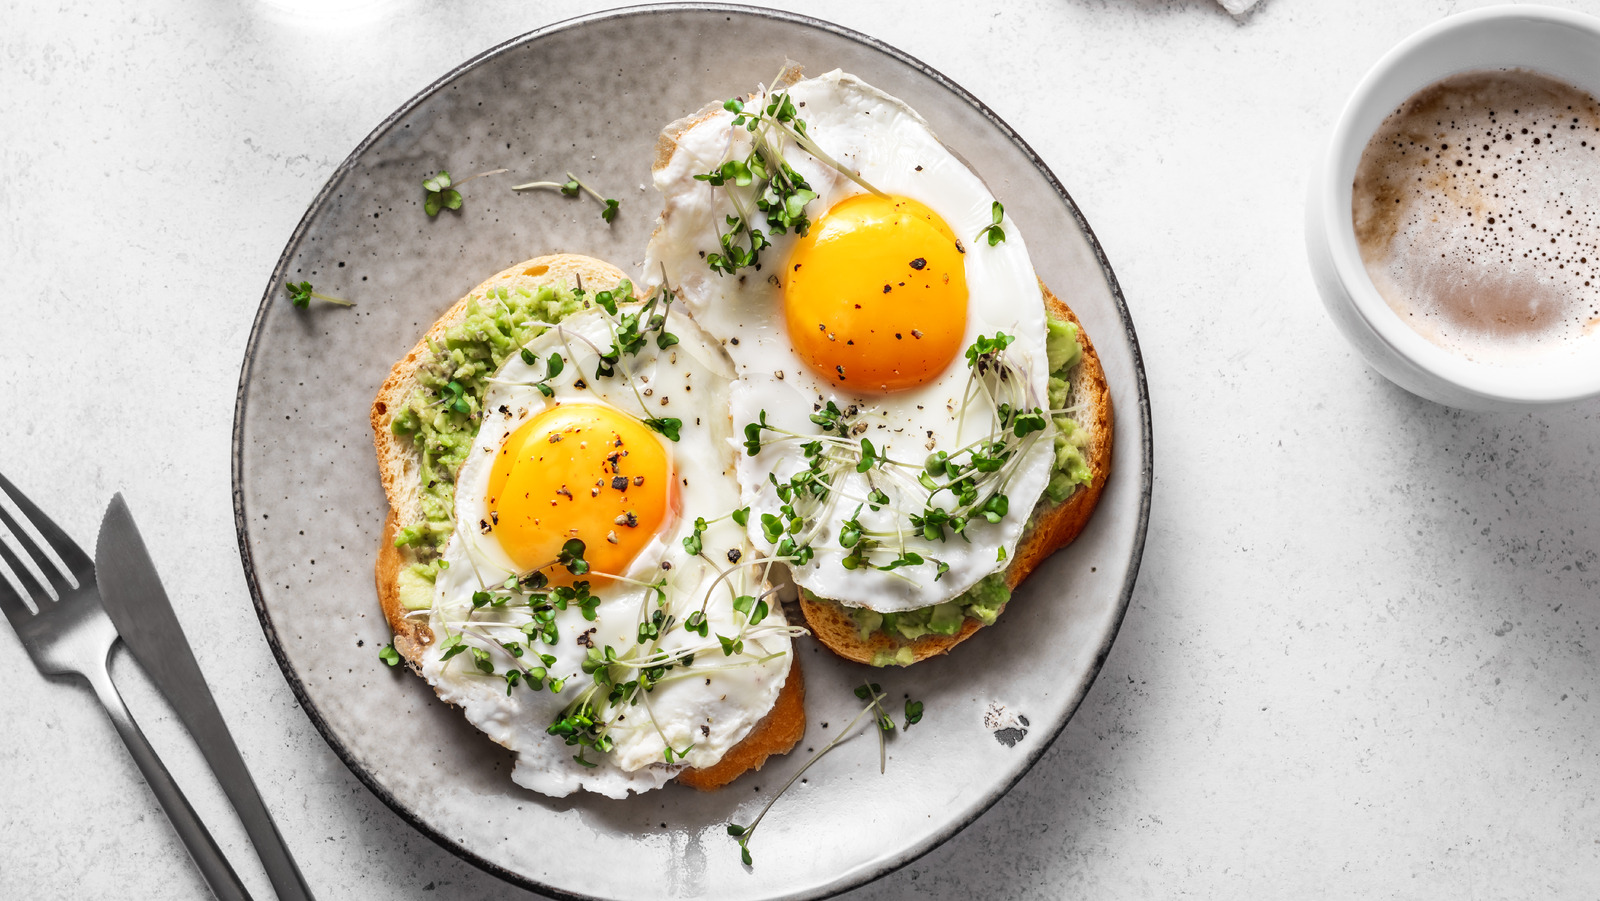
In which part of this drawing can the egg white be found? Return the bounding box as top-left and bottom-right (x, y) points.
(417, 304), (793, 798)
(644, 70), (1056, 613)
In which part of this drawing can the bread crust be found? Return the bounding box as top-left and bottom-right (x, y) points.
(374, 511), (430, 669)
(676, 656), (806, 790)
(371, 254), (803, 790)
(798, 282), (1113, 665)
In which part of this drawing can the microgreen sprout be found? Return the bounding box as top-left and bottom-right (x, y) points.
(283, 280), (352, 309)
(558, 538), (590, 575)
(583, 278), (686, 444)
(644, 417), (682, 441)
(904, 699), (924, 729)
(512, 171), (620, 223)
(534, 352), (565, 397)
(437, 633), (466, 662)
(469, 646), (494, 675)
(855, 438), (881, 474)
(442, 380), (471, 415)
(378, 643), (401, 666)
(694, 77), (884, 277)
(809, 400), (846, 432)
(423, 168), (507, 217)
(728, 682), (909, 867)
(732, 593), (769, 625)
(976, 200), (1006, 246)
(683, 517), (709, 556)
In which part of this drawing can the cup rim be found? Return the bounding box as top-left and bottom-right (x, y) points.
(1317, 3), (1600, 406)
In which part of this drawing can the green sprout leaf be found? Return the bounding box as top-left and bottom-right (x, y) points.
(470, 646), (494, 675)
(904, 699), (924, 728)
(1012, 408), (1048, 438)
(378, 643), (401, 666)
(422, 167), (508, 218)
(976, 200), (1006, 245)
(559, 538), (590, 575)
(423, 170), (459, 218)
(732, 594), (769, 626)
(877, 552), (924, 573)
(683, 518), (706, 556)
(645, 417), (682, 442)
(438, 633), (467, 662)
(855, 438), (879, 473)
(283, 280), (352, 309)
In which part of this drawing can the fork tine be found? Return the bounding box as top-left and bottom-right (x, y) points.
(0, 528), (43, 620)
(0, 472), (92, 587)
(0, 496), (68, 605)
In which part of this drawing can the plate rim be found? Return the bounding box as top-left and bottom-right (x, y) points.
(231, 4), (1154, 899)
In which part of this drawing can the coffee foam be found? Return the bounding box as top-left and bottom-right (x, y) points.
(1352, 69), (1600, 364)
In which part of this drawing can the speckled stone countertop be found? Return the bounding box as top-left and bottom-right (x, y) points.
(3, 0), (1598, 897)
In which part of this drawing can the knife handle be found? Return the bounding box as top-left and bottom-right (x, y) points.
(82, 660), (253, 901)
(183, 692), (316, 901)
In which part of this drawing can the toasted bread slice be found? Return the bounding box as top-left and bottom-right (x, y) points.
(798, 283), (1113, 665)
(370, 253), (803, 790)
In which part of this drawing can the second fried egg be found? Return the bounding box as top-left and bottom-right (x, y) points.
(645, 70), (1057, 613)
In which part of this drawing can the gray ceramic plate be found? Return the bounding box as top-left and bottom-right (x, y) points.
(233, 5), (1151, 899)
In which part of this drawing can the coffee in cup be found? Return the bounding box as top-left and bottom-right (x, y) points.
(1351, 69), (1600, 364)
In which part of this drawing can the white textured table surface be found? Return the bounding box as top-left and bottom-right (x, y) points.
(4, 0), (1599, 897)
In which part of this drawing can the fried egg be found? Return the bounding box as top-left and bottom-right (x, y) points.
(419, 299), (794, 798)
(645, 70), (1056, 613)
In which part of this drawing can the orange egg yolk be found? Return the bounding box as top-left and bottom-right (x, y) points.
(783, 194), (968, 392)
(486, 403), (673, 584)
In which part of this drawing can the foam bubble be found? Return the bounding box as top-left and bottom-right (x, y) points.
(1352, 69), (1600, 364)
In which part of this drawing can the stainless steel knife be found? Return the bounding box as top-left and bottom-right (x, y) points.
(95, 494), (315, 901)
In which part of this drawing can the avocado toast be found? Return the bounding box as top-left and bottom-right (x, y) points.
(371, 253), (804, 792)
(797, 283), (1113, 666)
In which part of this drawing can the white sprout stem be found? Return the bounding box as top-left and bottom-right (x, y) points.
(564, 172), (609, 205)
(549, 329), (618, 410)
(695, 554), (786, 617)
(455, 168), (508, 187)
(736, 689), (887, 847)
(650, 649), (799, 688)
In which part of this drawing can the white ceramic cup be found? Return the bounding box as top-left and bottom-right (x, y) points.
(1306, 4), (1600, 410)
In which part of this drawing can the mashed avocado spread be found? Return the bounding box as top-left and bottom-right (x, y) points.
(388, 282), (590, 600)
(842, 307), (1093, 654)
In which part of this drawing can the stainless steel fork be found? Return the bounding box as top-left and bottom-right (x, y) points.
(0, 473), (252, 901)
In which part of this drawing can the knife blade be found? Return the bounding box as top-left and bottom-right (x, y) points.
(96, 494), (316, 901)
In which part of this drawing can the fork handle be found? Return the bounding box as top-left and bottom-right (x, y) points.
(82, 663), (253, 901)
